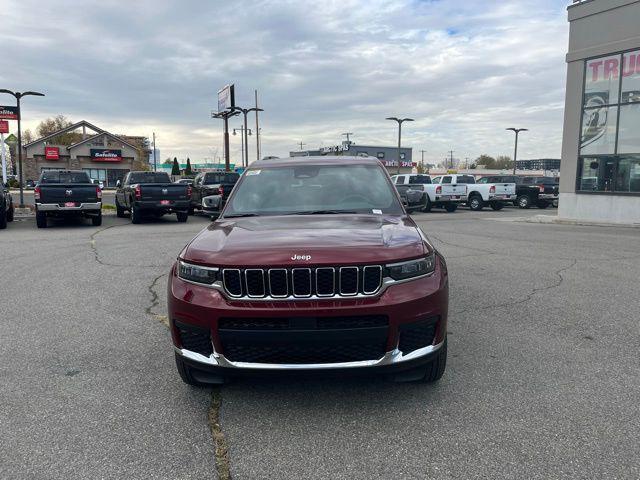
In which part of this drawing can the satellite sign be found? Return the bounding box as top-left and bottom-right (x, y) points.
(217, 84), (235, 113)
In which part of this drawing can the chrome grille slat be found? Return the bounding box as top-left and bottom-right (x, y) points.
(221, 265), (382, 299)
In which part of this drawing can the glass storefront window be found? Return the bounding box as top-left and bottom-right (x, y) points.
(580, 106), (617, 154)
(621, 50), (640, 103)
(579, 157), (616, 192)
(618, 103), (640, 153)
(615, 156), (640, 192)
(585, 55), (621, 107)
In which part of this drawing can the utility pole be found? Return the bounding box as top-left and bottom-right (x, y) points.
(448, 150), (454, 169)
(341, 132), (353, 144)
(152, 132), (157, 172)
(298, 141), (306, 150)
(506, 128), (528, 175)
(254, 90), (260, 162)
(385, 117), (414, 174)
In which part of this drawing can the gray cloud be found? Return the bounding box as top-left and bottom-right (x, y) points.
(0, 0), (569, 164)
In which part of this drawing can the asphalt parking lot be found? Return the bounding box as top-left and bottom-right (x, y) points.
(1, 208), (639, 479)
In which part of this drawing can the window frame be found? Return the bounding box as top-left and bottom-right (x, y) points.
(576, 47), (640, 196)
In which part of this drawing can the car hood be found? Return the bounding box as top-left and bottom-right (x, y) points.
(181, 214), (428, 267)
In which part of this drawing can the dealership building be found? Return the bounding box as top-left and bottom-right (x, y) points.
(559, 0), (640, 223)
(290, 141), (415, 173)
(22, 120), (146, 187)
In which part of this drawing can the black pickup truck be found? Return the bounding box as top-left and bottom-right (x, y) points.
(190, 171), (239, 215)
(477, 175), (559, 209)
(115, 171), (191, 224)
(1, 182), (15, 229)
(34, 170), (102, 228)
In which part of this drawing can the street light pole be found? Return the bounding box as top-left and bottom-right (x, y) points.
(231, 107), (264, 168)
(212, 109), (239, 172)
(0, 89), (45, 207)
(386, 117), (414, 175)
(506, 128), (528, 175)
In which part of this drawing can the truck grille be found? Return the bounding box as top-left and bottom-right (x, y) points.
(218, 315), (389, 364)
(221, 265), (383, 299)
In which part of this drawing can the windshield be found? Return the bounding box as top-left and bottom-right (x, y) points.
(203, 172), (240, 185)
(129, 172), (171, 184)
(40, 171), (91, 184)
(223, 164), (403, 216)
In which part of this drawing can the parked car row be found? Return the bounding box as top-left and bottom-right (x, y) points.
(1, 183), (15, 229)
(392, 173), (558, 213)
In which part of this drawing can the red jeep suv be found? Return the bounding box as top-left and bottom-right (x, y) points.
(168, 156), (448, 384)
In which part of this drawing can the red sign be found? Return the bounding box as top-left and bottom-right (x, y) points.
(45, 146), (60, 160)
(0, 120), (8, 134)
(0, 106), (19, 120)
(91, 148), (122, 162)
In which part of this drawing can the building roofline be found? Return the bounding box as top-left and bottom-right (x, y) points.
(23, 120), (105, 148)
(66, 131), (138, 151)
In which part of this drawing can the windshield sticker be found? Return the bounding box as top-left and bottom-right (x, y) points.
(372, 209), (382, 214)
(246, 170), (261, 176)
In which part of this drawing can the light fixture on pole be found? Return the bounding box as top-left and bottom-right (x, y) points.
(231, 107), (263, 168)
(506, 128), (528, 175)
(385, 117), (414, 174)
(212, 108), (239, 172)
(0, 88), (45, 208)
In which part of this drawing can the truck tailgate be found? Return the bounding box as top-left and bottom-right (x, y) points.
(493, 183), (516, 195)
(39, 185), (99, 204)
(139, 184), (189, 201)
(440, 184), (466, 197)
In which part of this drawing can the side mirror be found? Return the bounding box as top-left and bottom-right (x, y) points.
(202, 194), (222, 210)
(116, 180), (122, 188)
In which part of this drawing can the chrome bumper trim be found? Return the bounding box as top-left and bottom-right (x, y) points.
(538, 194), (558, 200)
(175, 340), (445, 370)
(37, 202), (102, 211)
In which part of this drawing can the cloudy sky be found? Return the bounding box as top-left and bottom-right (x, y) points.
(1, 0), (570, 165)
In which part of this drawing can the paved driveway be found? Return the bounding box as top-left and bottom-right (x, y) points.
(1, 208), (638, 479)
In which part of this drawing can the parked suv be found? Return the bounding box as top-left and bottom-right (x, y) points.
(1, 183), (15, 229)
(169, 156), (449, 385)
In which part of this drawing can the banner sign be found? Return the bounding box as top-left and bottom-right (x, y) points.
(384, 160), (416, 168)
(217, 84), (235, 113)
(0, 106), (19, 120)
(91, 148), (122, 162)
(0, 120), (8, 134)
(45, 146), (60, 160)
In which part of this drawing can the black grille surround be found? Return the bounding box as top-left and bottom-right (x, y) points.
(218, 315), (389, 364)
(175, 321), (213, 357)
(221, 265), (384, 299)
(398, 318), (438, 355)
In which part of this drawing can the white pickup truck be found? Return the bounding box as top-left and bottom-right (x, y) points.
(431, 174), (516, 211)
(391, 173), (468, 213)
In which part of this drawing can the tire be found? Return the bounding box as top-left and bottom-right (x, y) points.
(421, 195), (432, 213)
(423, 340), (447, 383)
(176, 211), (188, 223)
(115, 198), (126, 218)
(0, 208), (6, 230)
(444, 203), (457, 213)
(188, 206), (195, 215)
(91, 212), (102, 226)
(36, 210), (47, 229)
(490, 202), (504, 211)
(468, 195), (484, 211)
(175, 353), (206, 387)
(131, 205), (142, 224)
(7, 204), (14, 222)
(517, 195), (531, 209)
(537, 201), (550, 209)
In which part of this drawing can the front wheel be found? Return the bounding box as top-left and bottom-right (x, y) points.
(7, 204), (14, 222)
(421, 195), (432, 213)
(131, 205), (142, 224)
(91, 212), (102, 226)
(537, 201), (550, 209)
(444, 203), (457, 213)
(175, 353), (226, 386)
(423, 340), (447, 383)
(490, 202), (504, 211)
(115, 198), (126, 218)
(176, 211), (188, 223)
(468, 195), (484, 211)
(0, 208), (6, 229)
(36, 211), (47, 228)
(517, 195), (531, 209)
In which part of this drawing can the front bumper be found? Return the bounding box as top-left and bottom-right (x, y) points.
(168, 257), (448, 373)
(37, 202), (101, 212)
(538, 194), (559, 200)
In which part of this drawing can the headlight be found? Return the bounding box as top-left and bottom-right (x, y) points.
(386, 254), (435, 280)
(178, 260), (219, 285)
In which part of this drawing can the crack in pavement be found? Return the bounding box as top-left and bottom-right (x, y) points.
(209, 389), (232, 480)
(145, 272), (169, 328)
(453, 258), (578, 316)
(428, 233), (497, 255)
(89, 222), (165, 268)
